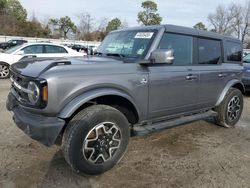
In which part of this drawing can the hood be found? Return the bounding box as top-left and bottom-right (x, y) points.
(0, 52), (14, 59)
(11, 56), (124, 78)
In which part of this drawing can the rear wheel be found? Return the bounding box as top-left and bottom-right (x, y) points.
(0, 62), (10, 79)
(62, 105), (130, 175)
(215, 88), (243, 128)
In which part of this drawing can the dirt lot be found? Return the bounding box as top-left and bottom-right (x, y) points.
(0, 79), (250, 188)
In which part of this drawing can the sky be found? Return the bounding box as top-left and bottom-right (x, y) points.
(19, 0), (246, 28)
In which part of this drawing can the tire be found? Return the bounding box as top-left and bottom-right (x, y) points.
(214, 88), (243, 128)
(62, 105), (130, 175)
(0, 62), (10, 79)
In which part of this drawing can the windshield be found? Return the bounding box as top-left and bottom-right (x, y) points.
(243, 54), (250, 63)
(4, 44), (24, 54)
(97, 30), (157, 58)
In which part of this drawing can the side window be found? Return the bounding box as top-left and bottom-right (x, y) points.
(198, 38), (221, 64)
(45, 45), (68, 53)
(158, 33), (193, 65)
(226, 41), (242, 62)
(22, 45), (43, 54)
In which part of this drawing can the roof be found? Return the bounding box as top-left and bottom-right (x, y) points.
(22, 42), (64, 46)
(116, 24), (240, 43)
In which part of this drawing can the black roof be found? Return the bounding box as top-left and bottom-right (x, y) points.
(118, 24), (240, 43)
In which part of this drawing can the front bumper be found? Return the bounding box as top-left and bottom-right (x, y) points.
(6, 93), (65, 146)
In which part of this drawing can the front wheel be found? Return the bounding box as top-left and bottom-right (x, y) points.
(62, 105), (130, 175)
(0, 63), (10, 79)
(215, 88), (243, 128)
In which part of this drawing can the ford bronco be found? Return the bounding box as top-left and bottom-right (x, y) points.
(6, 25), (244, 175)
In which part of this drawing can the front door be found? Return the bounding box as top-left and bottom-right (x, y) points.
(148, 33), (200, 119)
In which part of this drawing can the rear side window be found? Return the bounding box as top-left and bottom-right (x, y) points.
(226, 41), (242, 62)
(158, 33), (193, 65)
(22, 45), (43, 54)
(198, 38), (221, 64)
(45, 45), (67, 53)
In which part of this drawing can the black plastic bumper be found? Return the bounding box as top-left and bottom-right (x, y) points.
(6, 94), (65, 146)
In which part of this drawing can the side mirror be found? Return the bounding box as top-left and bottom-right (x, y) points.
(16, 50), (24, 55)
(150, 49), (174, 64)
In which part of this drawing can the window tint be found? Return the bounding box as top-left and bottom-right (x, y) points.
(22, 45), (43, 54)
(198, 38), (221, 64)
(45, 45), (67, 53)
(158, 33), (193, 65)
(226, 41), (242, 62)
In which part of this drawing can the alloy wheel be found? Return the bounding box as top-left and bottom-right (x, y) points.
(227, 96), (241, 121)
(83, 122), (122, 164)
(0, 65), (9, 78)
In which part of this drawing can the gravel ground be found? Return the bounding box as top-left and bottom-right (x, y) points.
(0, 79), (250, 188)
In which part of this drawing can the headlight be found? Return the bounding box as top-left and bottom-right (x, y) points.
(27, 81), (40, 104)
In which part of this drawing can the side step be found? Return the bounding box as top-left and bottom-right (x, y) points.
(132, 110), (218, 136)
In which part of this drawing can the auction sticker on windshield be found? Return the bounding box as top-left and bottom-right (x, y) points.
(135, 32), (154, 39)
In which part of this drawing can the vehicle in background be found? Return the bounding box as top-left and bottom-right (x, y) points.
(243, 49), (250, 57)
(71, 44), (88, 53)
(0, 43), (86, 79)
(243, 54), (250, 91)
(71, 44), (96, 55)
(0, 39), (27, 50)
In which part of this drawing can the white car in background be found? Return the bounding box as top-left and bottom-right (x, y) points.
(0, 43), (87, 79)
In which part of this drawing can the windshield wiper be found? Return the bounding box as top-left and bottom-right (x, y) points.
(95, 52), (126, 58)
(106, 53), (125, 58)
(95, 52), (103, 56)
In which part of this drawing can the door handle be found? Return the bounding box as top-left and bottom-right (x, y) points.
(140, 78), (148, 84)
(186, 74), (198, 80)
(218, 73), (227, 78)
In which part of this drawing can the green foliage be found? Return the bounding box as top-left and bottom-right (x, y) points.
(0, 0), (7, 10)
(6, 0), (27, 21)
(137, 0), (162, 26)
(106, 18), (122, 33)
(49, 16), (76, 39)
(193, 22), (207, 31)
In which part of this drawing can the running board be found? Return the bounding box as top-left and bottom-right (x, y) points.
(132, 110), (218, 136)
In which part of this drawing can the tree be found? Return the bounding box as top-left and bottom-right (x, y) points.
(193, 22), (207, 30)
(6, 0), (27, 21)
(208, 5), (234, 35)
(49, 16), (76, 39)
(0, 0), (7, 10)
(137, 0), (162, 26)
(106, 18), (122, 33)
(208, 1), (250, 44)
(77, 12), (94, 40)
(228, 2), (250, 43)
(96, 17), (108, 40)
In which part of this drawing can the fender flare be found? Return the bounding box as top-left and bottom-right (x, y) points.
(215, 79), (245, 106)
(58, 88), (139, 119)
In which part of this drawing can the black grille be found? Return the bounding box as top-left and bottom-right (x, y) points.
(10, 69), (29, 104)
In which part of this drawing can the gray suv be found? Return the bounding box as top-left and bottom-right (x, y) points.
(6, 25), (244, 175)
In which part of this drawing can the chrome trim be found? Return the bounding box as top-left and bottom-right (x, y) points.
(10, 77), (34, 95)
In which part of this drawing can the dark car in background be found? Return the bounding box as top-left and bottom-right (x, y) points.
(71, 44), (94, 55)
(0, 39), (28, 50)
(243, 54), (250, 91)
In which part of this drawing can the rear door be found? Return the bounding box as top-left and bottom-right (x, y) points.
(197, 38), (228, 107)
(42, 45), (69, 58)
(148, 33), (200, 119)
